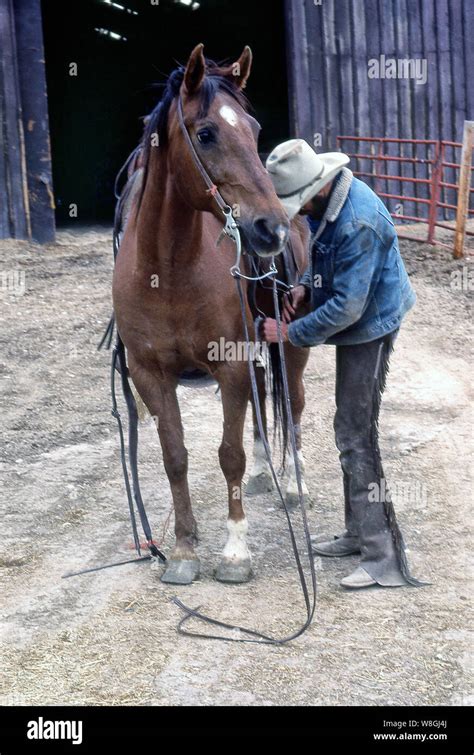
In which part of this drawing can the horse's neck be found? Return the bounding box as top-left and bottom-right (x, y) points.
(135, 152), (203, 274)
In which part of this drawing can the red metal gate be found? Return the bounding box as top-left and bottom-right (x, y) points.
(336, 134), (474, 254)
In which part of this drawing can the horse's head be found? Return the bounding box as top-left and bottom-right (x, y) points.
(167, 44), (290, 257)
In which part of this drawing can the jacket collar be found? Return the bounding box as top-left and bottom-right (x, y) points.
(314, 167), (353, 240)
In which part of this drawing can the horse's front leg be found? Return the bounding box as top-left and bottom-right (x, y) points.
(215, 364), (252, 583)
(284, 342), (310, 508)
(128, 359), (199, 584)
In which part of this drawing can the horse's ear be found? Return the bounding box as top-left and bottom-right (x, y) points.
(183, 43), (206, 95)
(230, 46), (253, 90)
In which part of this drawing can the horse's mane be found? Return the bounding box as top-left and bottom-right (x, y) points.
(136, 59), (250, 207)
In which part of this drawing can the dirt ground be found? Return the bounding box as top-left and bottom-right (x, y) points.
(0, 225), (472, 706)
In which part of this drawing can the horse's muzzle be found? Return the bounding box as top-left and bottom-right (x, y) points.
(240, 218), (290, 257)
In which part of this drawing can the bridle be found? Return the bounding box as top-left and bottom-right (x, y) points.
(176, 96), (278, 283)
(172, 94), (318, 644)
(176, 95), (229, 214)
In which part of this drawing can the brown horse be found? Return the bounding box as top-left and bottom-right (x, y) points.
(113, 44), (310, 585)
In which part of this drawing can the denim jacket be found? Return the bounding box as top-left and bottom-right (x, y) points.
(288, 168), (416, 348)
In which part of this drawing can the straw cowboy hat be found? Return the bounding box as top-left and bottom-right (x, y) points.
(266, 139), (350, 219)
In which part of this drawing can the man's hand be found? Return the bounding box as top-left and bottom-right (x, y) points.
(261, 318), (289, 343)
(282, 285), (307, 323)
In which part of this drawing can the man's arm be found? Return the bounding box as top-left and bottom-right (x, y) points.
(288, 223), (386, 348)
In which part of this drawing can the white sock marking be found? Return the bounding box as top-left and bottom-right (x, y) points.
(286, 448), (309, 497)
(249, 438), (271, 478)
(222, 517), (251, 562)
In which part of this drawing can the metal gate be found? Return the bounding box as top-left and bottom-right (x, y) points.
(337, 124), (474, 257)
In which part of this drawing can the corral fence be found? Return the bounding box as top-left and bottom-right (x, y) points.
(337, 121), (474, 258)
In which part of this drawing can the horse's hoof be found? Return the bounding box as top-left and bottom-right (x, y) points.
(215, 558), (252, 583)
(284, 490), (310, 509)
(246, 472), (274, 496)
(160, 559), (200, 585)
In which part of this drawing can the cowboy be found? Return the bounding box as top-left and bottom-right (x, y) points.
(262, 139), (423, 590)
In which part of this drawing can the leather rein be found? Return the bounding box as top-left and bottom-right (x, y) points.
(172, 95), (318, 644)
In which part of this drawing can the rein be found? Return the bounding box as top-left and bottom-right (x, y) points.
(172, 95), (317, 644)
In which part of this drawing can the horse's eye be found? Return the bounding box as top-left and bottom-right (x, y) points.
(196, 129), (214, 145)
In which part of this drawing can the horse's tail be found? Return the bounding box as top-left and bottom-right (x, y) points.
(267, 341), (289, 472)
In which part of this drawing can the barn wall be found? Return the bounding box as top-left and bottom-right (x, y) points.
(286, 0), (473, 145)
(285, 0), (474, 219)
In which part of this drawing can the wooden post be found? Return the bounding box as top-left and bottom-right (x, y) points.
(0, 0), (30, 239)
(427, 142), (442, 245)
(0, 0), (55, 243)
(454, 120), (474, 259)
(14, 0), (55, 244)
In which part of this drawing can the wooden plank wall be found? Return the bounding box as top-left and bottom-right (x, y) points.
(285, 0), (474, 220)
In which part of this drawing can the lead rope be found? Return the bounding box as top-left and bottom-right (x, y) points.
(172, 213), (317, 644)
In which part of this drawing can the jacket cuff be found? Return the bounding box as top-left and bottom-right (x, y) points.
(288, 320), (308, 348)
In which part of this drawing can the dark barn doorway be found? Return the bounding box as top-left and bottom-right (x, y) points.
(41, 0), (289, 226)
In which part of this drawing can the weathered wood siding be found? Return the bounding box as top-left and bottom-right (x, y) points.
(285, 0), (474, 219)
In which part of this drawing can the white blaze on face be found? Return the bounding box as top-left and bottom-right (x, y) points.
(219, 105), (239, 127)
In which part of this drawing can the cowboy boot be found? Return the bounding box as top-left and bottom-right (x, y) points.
(338, 461), (408, 588)
(340, 566), (376, 588)
(311, 473), (361, 557)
